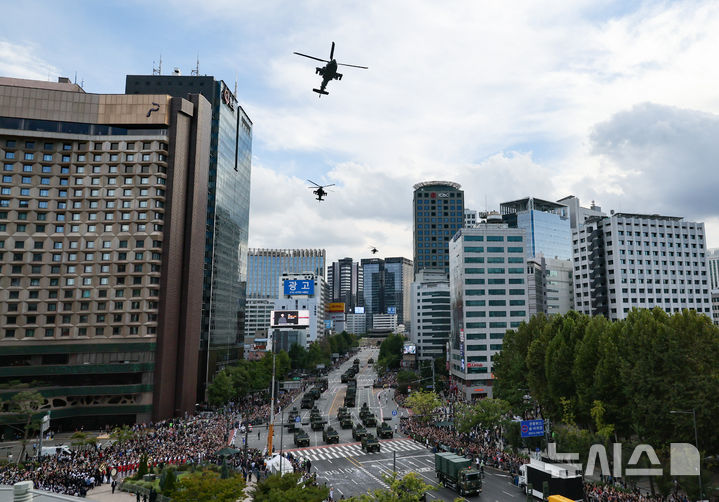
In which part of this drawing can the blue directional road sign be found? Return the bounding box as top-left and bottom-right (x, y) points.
(392, 410), (397, 416)
(295, 416), (301, 423)
(520, 419), (544, 438)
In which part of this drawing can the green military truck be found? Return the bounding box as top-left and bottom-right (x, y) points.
(434, 452), (482, 497)
(311, 417), (325, 431)
(352, 423), (368, 441)
(359, 403), (370, 419)
(341, 371), (351, 383)
(287, 409), (299, 431)
(301, 395), (314, 409)
(361, 433), (380, 453)
(336, 407), (348, 420)
(344, 395), (355, 407)
(318, 378), (329, 392)
(339, 414), (353, 429)
(308, 386), (322, 400)
(362, 413), (377, 427)
(376, 421), (393, 439)
(294, 429), (310, 448)
(322, 426), (339, 444)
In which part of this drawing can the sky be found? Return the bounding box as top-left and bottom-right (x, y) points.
(2, 0), (719, 263)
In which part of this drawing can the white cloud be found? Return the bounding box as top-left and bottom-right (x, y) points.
(0, 40), (60, 81)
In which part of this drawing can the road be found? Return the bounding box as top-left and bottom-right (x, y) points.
(238, 346), (525, 501)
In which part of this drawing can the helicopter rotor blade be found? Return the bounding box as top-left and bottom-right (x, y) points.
(323, 184), (336, 188)
(337, 63), (368, 69)
(307, 179), (322, 187)
(330, 42), (335, 60)
(294, 52), (329, 63)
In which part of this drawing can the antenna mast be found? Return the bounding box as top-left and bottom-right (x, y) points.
(152, 55), (162, 76)
(191, 53), (200, 76)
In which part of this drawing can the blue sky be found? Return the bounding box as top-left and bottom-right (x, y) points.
(2, 0), (719, 261)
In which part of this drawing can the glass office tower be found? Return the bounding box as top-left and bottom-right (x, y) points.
(413, 181), (464, 276)
(126, 75), (252, 398)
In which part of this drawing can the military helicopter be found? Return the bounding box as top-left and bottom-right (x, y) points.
(369, 246), (379, 255)
(307, 180), (335, 201)
(294, 42), (368, 96)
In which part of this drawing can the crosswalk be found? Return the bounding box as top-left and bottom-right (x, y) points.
(287, 439), (425, 461)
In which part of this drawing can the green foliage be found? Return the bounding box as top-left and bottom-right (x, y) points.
(287, 332), (358, 372)
(110, 425), (135, 446)
(70, 431), (97, 451)
(346, 472), (432, 502)
(395, 370), (418, 395)
(7, 390), (44, 463)
(493, 308), (719, 454)
(134, 454), (149, 480)
(158, 467), (177, 495)
(172, 469), (245, 502)
(377, 334), (405, 371)
(454, 398), (510, 434)
(207, 370), (235, 406)
(252, 472), (328, 502)
(404, 392), (441, 423)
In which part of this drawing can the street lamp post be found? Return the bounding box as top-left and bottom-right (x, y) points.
(670, 409), (702, 500)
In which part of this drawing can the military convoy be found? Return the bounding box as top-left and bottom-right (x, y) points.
(376, 421), (393, 439)
(362, 413), (377, 427)
(301, 394), (314, 409)
(294, 429), (310, 447)
(435, 452), (482, 497)
(286, 408), (300, 431)
(361, 433), (380, 453)
(322, 426), (339, 444)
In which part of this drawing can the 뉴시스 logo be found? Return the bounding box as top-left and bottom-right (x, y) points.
(547, 442), (701, 477)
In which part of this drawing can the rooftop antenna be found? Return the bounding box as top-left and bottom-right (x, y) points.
(191, 53), (200, 76)
(234, 72), (238, 97)
(152, 55), (162, 76)
(74, 71), (77, 84)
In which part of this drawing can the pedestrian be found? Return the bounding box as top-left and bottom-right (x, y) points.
(111, 480), (116, 494)
(329, 486), (334, 501)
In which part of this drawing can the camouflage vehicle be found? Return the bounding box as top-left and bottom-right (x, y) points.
(359, 403), (370, 420)
(344, 395), (355, 407)
(362, 413), (377, 427)
(341, 372), (351, 383)
(352, 423), (368, 441)
(294, 429), (310, 447)
(286, 409), (299, 431)
(377, 421), (393, 439)
(368, 357), (374, 364)
(301, 395), (314, 409)
(322, 426), (339, 444)
(336, 407), (349, 420)
(311, 416), (325, 431)
(318, 378), (329, 392)
(339, 415), (353, 429)
(361, 434), (380, 453)
(308, 386), (322, 400)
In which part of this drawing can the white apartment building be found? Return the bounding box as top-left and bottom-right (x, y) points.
(464, 208), (478, 227)
(345, 313), (367, 335)
(372, 314), (398, 331)
(448, 224), (529, 401)
(410, 269), (450, 359)
(572, 213), (711, 320)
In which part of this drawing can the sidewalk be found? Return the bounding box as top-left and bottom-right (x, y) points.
(86, 483), (136, 502)
(240, 479), (256, 502)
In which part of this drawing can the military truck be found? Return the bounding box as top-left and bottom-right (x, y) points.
(311, 416), (325, 431)
(368, 357), (374, 364)
(318, 378), (329, 392)
(359, 403), (370, 418)
(376, 421), (393, 439)
(336, 407), (348, 420)
(339, 414), (353, 429)
(362, 413), (377, 427)
(294, 429), (310, 448)
(344, 395), (355, 407)
(341, 372), (351, 383)
(308, 386), (322, 400)
(361, 433), (381, 453)
(287, 409), (299, 431)
(435, 452), (482, 497)
(301, 395), (314, 409)
(322, 426), (339, 444)
(352, 423), (368, 441)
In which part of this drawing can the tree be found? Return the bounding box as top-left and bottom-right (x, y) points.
(377, 334), (405, 371)
(134, 454), (149, 480)
(110, 424), (135, 446)
(395, 370), (418, 395)
(172, 469), (245, 502)
(159, 466), (177, 495)
(207, 370), (235, 406)
(252, 472), (328, 502)
(8, 390), (44, 463)
(70, 431), (97, 451)
(404, 392), (441, 423)
(346, 472), (432, 501)
(454, 398), (510, 434)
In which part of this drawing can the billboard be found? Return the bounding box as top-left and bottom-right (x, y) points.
(328, 302), (345, 313)
(270, 310), (310, 327)
(403, 344), (417, 355)
(354, 306), (365, 314)
(283, 279), (314, 296)
(387, 306), (397, 315)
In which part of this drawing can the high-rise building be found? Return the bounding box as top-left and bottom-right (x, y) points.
(361, 257), (413, 325)
(272, 272), (327, 346)
(448, 219), (529, 400)
(501, 197), (573, 315)
(410, 269), (450, 359)
(464, 208), (478, 228)
(126, 74), (252, 397)
(557, 195), (605, 230)
(245, 249), (325, 339)
(572, 213), (711, 320)
(345, 312), (366, 335)
(0, 76), (210, 427)
(413, 181), (464, 276)
(707, 248), (719, 290)
(327, 257), (363, 310)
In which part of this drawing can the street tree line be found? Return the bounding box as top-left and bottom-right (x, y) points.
(492, 308), (719, 455)
(207, 332), (358, 406)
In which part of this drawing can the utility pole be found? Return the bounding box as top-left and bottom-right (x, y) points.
(267, 336), (276, 454)
(279, 410), (284, 455)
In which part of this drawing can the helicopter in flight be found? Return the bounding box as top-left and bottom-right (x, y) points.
(307, 180), (335, 201)
(369, 246), (379, 255)
(294, 42), (368, 96)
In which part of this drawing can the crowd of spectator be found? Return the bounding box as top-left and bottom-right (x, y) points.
(0, 413), (232, 497)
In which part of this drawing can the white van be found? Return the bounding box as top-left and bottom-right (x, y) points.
(40, 445), (72, 457)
